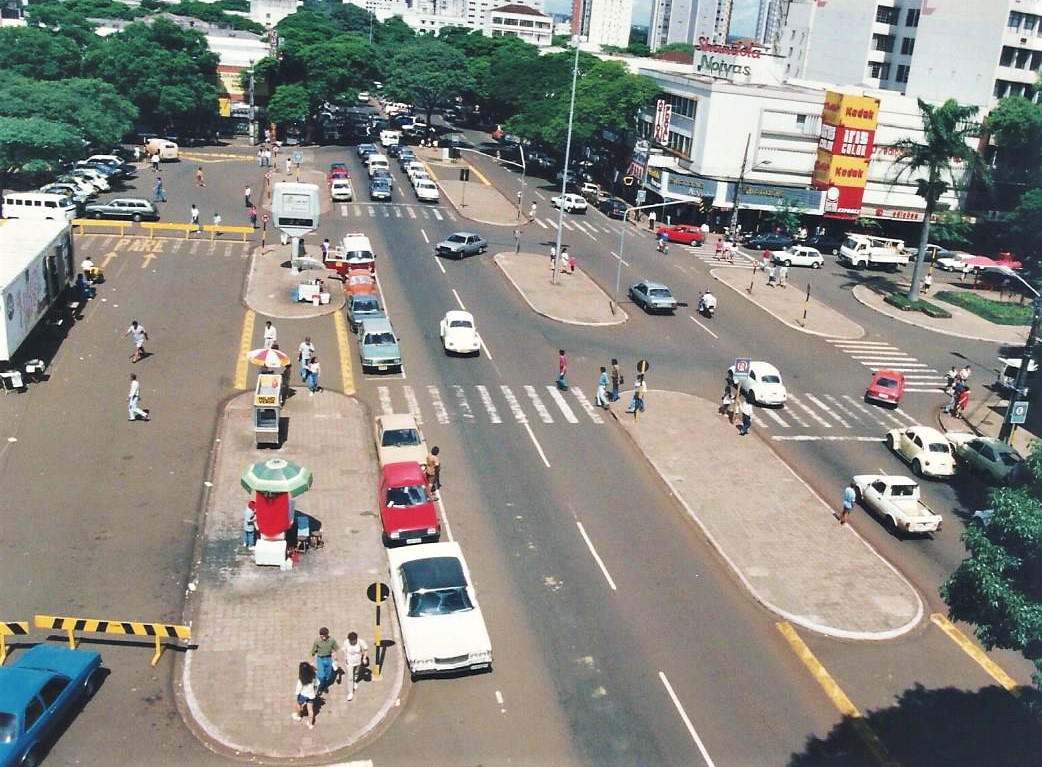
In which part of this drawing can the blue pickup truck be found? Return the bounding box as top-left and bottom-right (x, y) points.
(0, 645), (103, 767)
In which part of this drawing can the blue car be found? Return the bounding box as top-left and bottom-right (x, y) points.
(0, 645), (102, 767)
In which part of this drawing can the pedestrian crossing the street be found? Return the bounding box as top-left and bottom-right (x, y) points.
(826, 339), (945, 393)
(375, 383), (605, 426)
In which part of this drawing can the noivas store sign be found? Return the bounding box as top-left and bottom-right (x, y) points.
(694, 37), (763, 79)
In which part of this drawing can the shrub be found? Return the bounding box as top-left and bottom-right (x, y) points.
(884, 292), (953, 318)
(935, 290), (1032, 325)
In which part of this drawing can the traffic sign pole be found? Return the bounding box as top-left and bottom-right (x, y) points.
(367, 581), (389, 679)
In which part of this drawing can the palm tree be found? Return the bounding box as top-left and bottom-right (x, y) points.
(892, 98), (988, 301)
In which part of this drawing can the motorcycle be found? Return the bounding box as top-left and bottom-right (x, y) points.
(698, 292), (717, 318)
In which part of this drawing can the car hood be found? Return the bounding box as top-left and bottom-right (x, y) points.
(363, 341), (399, 355)
(399, 608), (492, 659)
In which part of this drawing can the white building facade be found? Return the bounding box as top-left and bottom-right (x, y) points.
(341, 0), (544, 37)
(486, 4), (553, 46)
(573, 0), (633, 48)
(649, 0), (734, 51)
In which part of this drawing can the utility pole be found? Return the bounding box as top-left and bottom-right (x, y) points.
(999, 293), (1042, 443)
(729, 133), (751, 238)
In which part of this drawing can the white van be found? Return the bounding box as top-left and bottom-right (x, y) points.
(379, 129), (401, 147)
(145, 138), (179, 161)
(2, 191), (78, 221)
(366, 154), (390, 177)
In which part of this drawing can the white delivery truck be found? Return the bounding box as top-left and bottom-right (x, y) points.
(0, 220), (75, 365)
(838, 234), (909, 271)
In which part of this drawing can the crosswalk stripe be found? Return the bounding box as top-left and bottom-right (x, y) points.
(408, 208), (417, 219)
(476, 385), (502, 423)
(500, 385), (528, 423)
(867, 364), (932, 370)
(403, 385), (423, 424)
(433, 209), (444, 220)
(804, 392), (851, 427)
(340, 204), (348, 216)
(428, 385), (449, 424)
(762, 408), (789, 426)
(395, 208), (403, 218)
(787, 394), (834, 428)
(452, 384), (474, 421)
(822, 393), (862, 424)
(378, 386), (393, 415)
(545, 386), (579, 423)
(570, 386), (604, 424)
(781, 402), (810, 428)
(827, 339), (893, 346)
(534, 218), (549, 229)
(525, 385), (554, 423)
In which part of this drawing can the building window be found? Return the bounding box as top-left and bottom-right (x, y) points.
(880, 63), (891, 79)
(994, 80), (1010, 99)
(1000, 46), (1015, 66)
(900, 37), (915, 55)
(1026, 16), (1037, 31)
(872, 34), (895, 52)
(869, 62), (882, 79)
(896, 64), (910, 83)
(1009, 11), (1023, 31)
(905, 8), (920, 27)
(875, 5), (898, 25)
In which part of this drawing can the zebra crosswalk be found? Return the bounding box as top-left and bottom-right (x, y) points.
(826, 339), (945, 392)
(375, 383), (605, 426)
(338, 202), (459, 222)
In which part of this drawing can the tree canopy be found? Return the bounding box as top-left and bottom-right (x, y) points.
(0, 26), (85, 80)
(384, 39), (475, 125)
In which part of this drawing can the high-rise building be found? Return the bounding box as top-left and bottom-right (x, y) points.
(754, 0), (785, 49)
(342, 0), (544, 37)
(779, 0), (1042, 109)
(572, 0), (634, 48)
(648, 0), (733, 52)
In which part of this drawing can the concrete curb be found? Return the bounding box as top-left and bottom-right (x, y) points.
(244, 245), (344, 321)
(493, 254), (627, 327)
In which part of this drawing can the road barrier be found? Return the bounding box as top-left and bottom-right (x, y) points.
(73, 219), (254, 242)
(35, 614), (191, 666)
(0, 620), (30, 664)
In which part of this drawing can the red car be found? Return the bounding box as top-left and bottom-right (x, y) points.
(327, 162), (350, 184)
(656, 224), (705, 246)
(378, 461), (440, 546)
(865, 369), (905, 408)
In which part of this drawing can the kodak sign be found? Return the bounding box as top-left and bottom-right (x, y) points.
(812, 91), (880, 219)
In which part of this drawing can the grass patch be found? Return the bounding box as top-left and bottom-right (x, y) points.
(934, 290), (1032, 325)
(884, 292), (953, 318)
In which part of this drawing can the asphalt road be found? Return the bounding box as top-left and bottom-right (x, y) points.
(4, 130), (1040, 767)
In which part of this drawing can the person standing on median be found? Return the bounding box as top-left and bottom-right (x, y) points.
(610, 358), (622, 402)
(263, 321), (277, 349)
(340, 631), (369, 702)
(190, 204), (201, 233)
(626, 374), (647, 417)
(839, 482), (856, 525)
(310, 627), (338, 696)
(738, 393), (753, 435)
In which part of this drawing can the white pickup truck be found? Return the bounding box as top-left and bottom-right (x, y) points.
(851, 474), (943, 535)
(838, 234), (909, 271)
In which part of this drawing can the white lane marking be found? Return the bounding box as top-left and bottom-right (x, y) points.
(408, 208), (417, 219)
(659, 672), (717, 767)
(827, 339), (896, 346)
(773, 435), (886, 442)
(428, 385), (449, 424)
(452, 288), (466, 310)
(609, 251), (630, 267)
(403, 385), (423, 424)
(751, 412), (769, 427)
(786, 394), (833, 428)
(688, 315), (719, 339)
(525, 385), (554, 423)
(546, 386), (579, 423)
(841, 394), (912, 429)
(434, 256), (446, 274)
(438, 488), (456, 542)
(578, 222), (598, 240)
(480, 335), (495, 360)
(501, 386), (527, 423)
(395, 207), (403, 218)
(570, 387), (604, 424)
(867, 364), (933, 371)
(762, 408), (789, 427)
(822, 393), (861, 424)
(524, 422), (551, 467)
(576, 521), (617, 591)
(339, 203), (348, 216)
(367, 205), (376, 216)
(453, 384), (475, 421)
(534, 218), (549, 229)
(804, 392), (850, 427)
(906, 388), (944, 392)
(433, 209), (444, 221)
(377, 386), (393, 415)
(476, 385), (502, 424)
(781, 402), (809, 429)
(420, 228), (430, 244)
(495, 689), (506, 714)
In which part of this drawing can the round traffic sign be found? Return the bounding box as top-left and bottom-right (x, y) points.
(366, 582), (389, 603)
(637, 359), (650, 374)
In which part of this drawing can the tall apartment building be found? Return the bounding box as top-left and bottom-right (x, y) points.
(343, 0), (543, 37)
(754, 0), (784, 48)
(779, 0), (1042, 109)
(572, 0), (633, 48)
(648, 0), (732, 52)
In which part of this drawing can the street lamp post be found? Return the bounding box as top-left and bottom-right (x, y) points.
(995, 266), (1042, 443)
(553, 36), (582, 286)
(613, 198), (702, 308)
(729, 134), (751, 238)
(248, 59), (257, 146)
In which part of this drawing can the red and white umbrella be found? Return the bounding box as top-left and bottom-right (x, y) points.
(246, 347), (291, 368)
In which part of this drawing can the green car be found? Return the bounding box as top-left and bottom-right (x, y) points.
(346, 293), (385, 333)
(358, 317), (402, 373)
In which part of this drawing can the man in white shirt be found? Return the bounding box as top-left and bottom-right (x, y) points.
(128, 374), (149, 421)
(263, 321), (277, 349)
(123, 320), (148, 363)
(340, 631), (369, 701)
(298, 337), (315, 382)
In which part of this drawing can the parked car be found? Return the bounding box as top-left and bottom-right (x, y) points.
(946, 434), (1027, 485)
(53, 176), (98, 198)
(386, 541), (493, 679)
(330, 178), (354, 202)
(414, 180), (440, 202)
(555, 169), (579, 185)
(374, 413), (427, 468)
(378, 461), (440, 546)
(345, 269), (377, 297)
(800, 233), (845, 255)
(628, 280), (678, 314)
(369, 178), (392, 201)
(346, 292), (384, 332)
(772, 245), (824, 268)
(550, 193), (587, 213)
(358, 317), (402, 373)
(0, 645), (103, 767)
(884, 426), (956, 478)
(727, 361), (787, 407)
(84, 197), (159, 221)
(656, 224), (705, 246)
(864, 369), (905, 408)
(598, 198), (628, 219)
(440, 310), (481, 356)
(936, 252), (977, 273)
(746, 232), (794, 250)
(39, 183), (89, 207)
(435, 232), (488, 259)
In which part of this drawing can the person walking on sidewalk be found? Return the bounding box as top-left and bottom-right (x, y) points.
(425, 446), (442, 499)
(549, 244), (557, 269)
(952, 385), (971, 419)
(298, 337), (315, 382)
(839, 482), (856, 525)
(340, 631), (369, 702)
(760, 249), (771, 272)
(921, 272), (932, 294)
(243, 501), (257, 548)
(263, 321), (277, 349)
(777, 264), (788, 288)
(285, 157), (293, 175)
(647, 210), (656, 231)
(610, 358), (622, 401)
(293, 661), (317, 729)
(127, 373), (150, 422)
(196, 166), (205, 187)
(719, 381), (734, 415)
(306, 356), (322, 394)
(248, 205), (258, 229)
(737, 394), (753, 435)
(123, 320), (149, 362)
(556, 349), (569, 390)
(212, 211), (222, 234)
(150, 152), (160, 173)
(529, 200), (537, 221)
(595, 366), (610, 409)
(244, 185), (252, 208)
(958, 364), (972, 384)
(310, 627), (338, 695)
(626, 374), (647, 417)
(190, 204), (201, 233)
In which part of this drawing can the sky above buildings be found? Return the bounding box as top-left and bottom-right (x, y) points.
(544, 0), (758, 37)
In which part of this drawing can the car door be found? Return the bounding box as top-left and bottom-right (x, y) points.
(976, 443), (997, 477)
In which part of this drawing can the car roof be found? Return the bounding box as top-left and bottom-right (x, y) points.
(382, 460), (426, 484)
(444, 310), (473, 322)
(350, 291), (379, 303)
(360, 317), (394, 333)
(0, 667), (49, 709)
(639, 280), (670, 290)
(750, 361), (780, 375)
(872, 369), (905, 380)
(904, 425), (946, 440)
(387, 539), (465, 570)
(377, 413), (419, 431)
(448, 231), (478, 238)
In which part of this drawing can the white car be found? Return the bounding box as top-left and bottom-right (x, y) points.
(410, 170), (432, 187)
(439, 310), (481, 355)
(936, 252), (974, 273)
(374, 413), (427, 467)
(387, 541), (493, 679)
(551, 193), (588, 213)
(415, 180), (440, 202)
(727, 361), (787, 407)
(404, 161), (426, 181)
(884, 426), (956, 478)
(69, 168), (110, 192)
(330, 179), (354, 201)
(772, 245), (823, 268)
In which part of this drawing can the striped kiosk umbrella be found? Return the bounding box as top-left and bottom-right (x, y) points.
(241, 458), (313, 497)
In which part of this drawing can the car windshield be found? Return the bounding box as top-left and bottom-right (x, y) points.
(365, 332), (396, 346)
(407, 587), (473, 617)
(386, 482), (429, 507)
(648, 289), (672, 299)
(927, 442), (951, 454)
(449, 319), (473, 329)
(447, 235), (465, 244)
(760, 374), (782, 384)
(354, 298), (379, 312)
(383, 428), (420, 447)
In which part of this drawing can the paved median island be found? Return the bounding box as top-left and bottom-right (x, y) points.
(495, 251), (627, 326)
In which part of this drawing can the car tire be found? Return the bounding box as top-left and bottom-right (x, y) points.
(747, 390), (757, 406)
(23, 749), (41, 767)
(84, 669), (100, 698)
(783, 260), (792, 267)
(132, 213), (142, 222)
(812, 261), (822, 269)
(912, 459), (923, 477)
(885, 433), (895, 449)
(92, 211), (103, 219)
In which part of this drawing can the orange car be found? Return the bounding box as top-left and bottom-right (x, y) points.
(345, 269), (376, 296)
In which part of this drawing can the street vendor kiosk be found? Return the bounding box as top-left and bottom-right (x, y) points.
(253, 373), (282, 446)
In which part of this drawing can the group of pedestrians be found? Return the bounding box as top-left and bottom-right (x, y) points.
(719, 376), (754, 436)
(294, 627), (371, 729)
(297, 336), (322, 394)
(943, 364), (973, 418)
(557, 352), (646, 416)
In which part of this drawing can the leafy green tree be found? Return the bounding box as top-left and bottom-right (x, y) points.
(941, 448), (1042, 690)
(891, 98), (987, 301)
(297, 35), (380, 106)
(0, 27), (84, 80)
(927, 212), (972, 249)
(986, 97), (1042, 188)
(626, 42), (651, 57)
(1008, 188), (1042, 270)
(384, 39), (474, 126)
(25, 2), (99, 47)
(373, 16), (416, 47)
(267, 83), (309, 125)
(763, 198), (801, 234)
(0, 116), (83, 211)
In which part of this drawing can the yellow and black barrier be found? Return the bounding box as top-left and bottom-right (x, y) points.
(35, 614), (191, 666)
(73, 218), (254, 243)
(0, 621), (30, 664)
